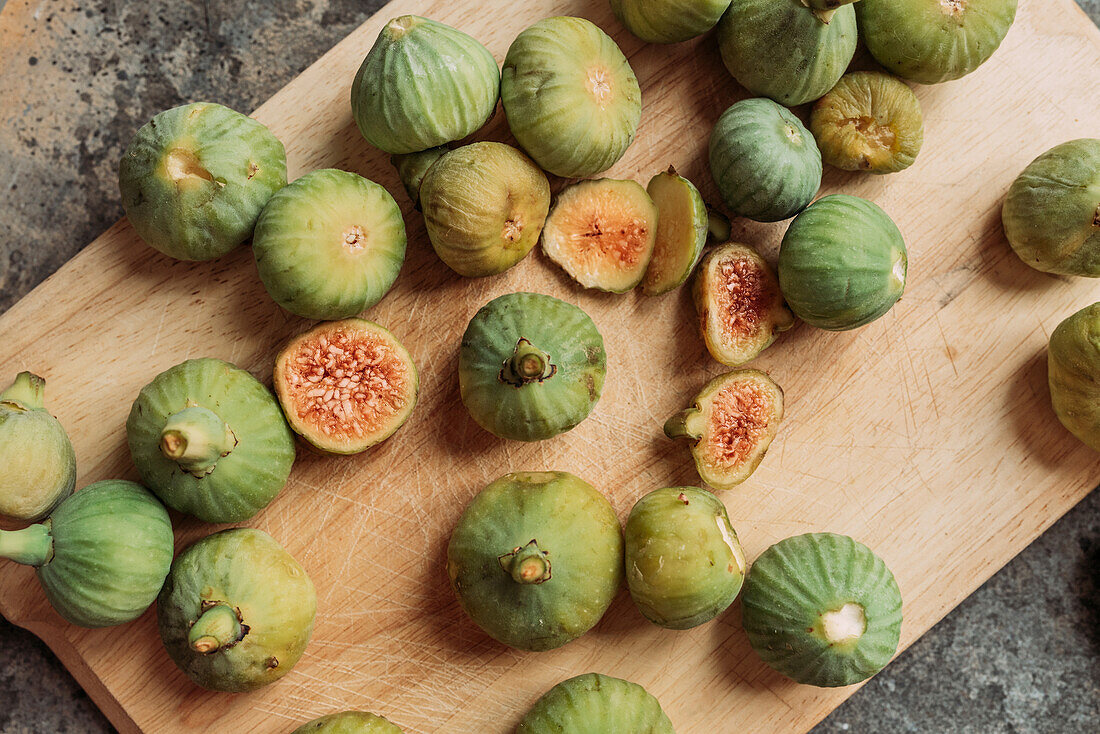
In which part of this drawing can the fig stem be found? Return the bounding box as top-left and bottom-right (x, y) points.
(0, 372), (47, 411)
(800, 0), (857, 23)
(664, 409), (703, 441)
(188, 603), (243, 654)
(500, 339), (556, 387)
(0, 523), (53, 567)
(159, 406), (237, 478)
(499, 540), (552, 585)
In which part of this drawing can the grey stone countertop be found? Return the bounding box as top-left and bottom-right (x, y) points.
(1, 1), (1098, 732)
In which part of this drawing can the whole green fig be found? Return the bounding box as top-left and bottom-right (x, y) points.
(1048, 303), (1100, 451)
(290, 711), (404, 733)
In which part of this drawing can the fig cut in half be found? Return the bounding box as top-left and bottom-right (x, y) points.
(274, 319), (418, 454)
(694, 242), (794, 366)
(640, 167), (709, 296)
(665, 369), (784, 490)
(541, 178), (658, 293)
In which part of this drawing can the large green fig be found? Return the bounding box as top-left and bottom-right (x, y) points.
(1048, 303), (1100, 451)
(502, 16), (641, 178)
(625, 487), (746, 630)
(351, 16), (500, 155)
(1003, 139), (1100, 277)
(420, 142), (550, 277)
(158, 528), (317, 692)
(741, 533), (903, 687)
(447, 472), (623, 652)
(118, 102), (287, 261)
(458, 293), (606, 442)
(0, 480), (173, 628)
(253, 169), (407, 319)
(857, 0), (1018, 85)
(517, 673), (675, 733)
(778, 194), (907, 330)
(0, 372), (76, 521)
(717, 0), (858, 106)
(709, 99), (822, 222)
(291, 712), (404, 734)
(127, 358), (296, 523)
(611, 0), (732, 43)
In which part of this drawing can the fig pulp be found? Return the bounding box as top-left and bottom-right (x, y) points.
(127, 358), (295, 523)
(542, 178), (659, 293)
(291, 711), (404, 733)
(502, 16), (641, 178)
(459, 292), (606, 442)
(741, 533), (903, 687)
(419, 142), (550, 277)
(253, 169), (407, 320)
(640, 168), (709, 296)
(274, 319), (418, 454)
(625, 487), (746, 629)
(0, 480), (173, 628)
(1048, 303), (1100, 451)
(694, 242), (794, 366)
(447, 472), (623, 651)
(0, 372), (76, 521)
(517, 673), (675, 733)
(118, 102), (287, 261)
(811, 71), (924, 174)
(158, 527), (317, 692)
(665, 370), (784, 490)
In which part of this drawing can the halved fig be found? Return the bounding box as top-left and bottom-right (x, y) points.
(640, 168), (708, 297)
(541, 179), (658, 293)
(273, 319), (418, 454)
(693, 242), (794, 366)
(664, 369), (784, 490)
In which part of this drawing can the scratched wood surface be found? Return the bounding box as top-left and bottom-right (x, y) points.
(1, 0), (1099, 732)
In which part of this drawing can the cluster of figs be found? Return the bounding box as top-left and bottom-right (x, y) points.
(2, 0), (1100, 731)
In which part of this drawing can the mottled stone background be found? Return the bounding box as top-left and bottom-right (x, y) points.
(0, 1), (1098, 732)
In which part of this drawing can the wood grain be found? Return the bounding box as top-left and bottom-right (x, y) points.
(1, 0), (1099, 732)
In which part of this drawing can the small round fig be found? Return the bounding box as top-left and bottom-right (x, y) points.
(0, 372), (76, 521)
(253, 169), (407, 320)
(502, 16), (641, 178)
(541, 178), (659, 293)
(118, 102), (287, 261)
(610, 0), (732, 44)
(665, 369), (784, 490)
(1048, 302), (1100, 451)
(274, 319), (418, 454)
(625, 487), (746, 630)
(390, 146), (448, 208)
(289, 711), (404, 733)
(419, 142), (550, 277)
(1002, 139), (1100, 277)
(517, 673), (675, 733)
(811, 71), (924, 174)
(694, 242), (794, 366)
(640, 167), (709, 297)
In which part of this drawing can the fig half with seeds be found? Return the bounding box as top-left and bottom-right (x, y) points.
(665, 369), (784, 490)
(291, 711), (404, 733)
(640, 168), (709, 296)
(158, 528), (316, 692)
(811, 71), (924, 174)
(119, 102), (287, 261)
(419, 142), (550, 277)
(274, 319), (418, 455)
(253, 169), (407, 320)
(542, 179), (658, 293)
(694, 242), (794, 366)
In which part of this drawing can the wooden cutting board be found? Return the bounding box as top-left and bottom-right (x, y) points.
(1, 0), (1098, 731)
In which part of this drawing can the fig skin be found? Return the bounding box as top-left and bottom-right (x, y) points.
(0, 372), (77, 521)
(290, 711), (403, 733)
(391, 146), (448, 208)
(693, 242), (794, 366)
(741, 533), (903, 687)
(610, 0), (732, 44)
(351, 16), (500, 155)
(118, 102), (287, 261)
(253, 169), (407, 320)
(447, 472), (623, 652)
(640, 168), (709, 296)
(625, 487), (746, 630)
(517, 673), (675, 733)
(420, 142), (550, 278)
(157, 527), (317, 692)
(1048, 303), (1100, 451)
(811, 71), (924, 174)
(1002, 139), (1100, 277)
(502, 16), (641, 178)
(857, 0), (1018, 85)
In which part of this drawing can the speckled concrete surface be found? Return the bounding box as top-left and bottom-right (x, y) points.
(0, 2), (1098, 733)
